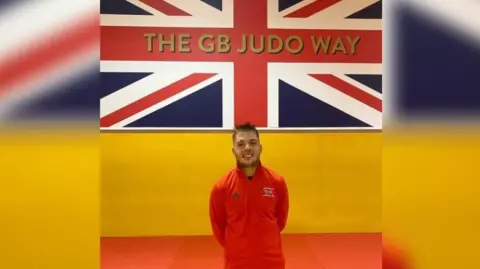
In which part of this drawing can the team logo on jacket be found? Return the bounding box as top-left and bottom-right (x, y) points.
(262, 187), (275, 197)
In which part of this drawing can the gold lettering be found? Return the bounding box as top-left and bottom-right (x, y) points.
(144, 33), (156, 52)
(285, 35), (303, 54)
(346, 36), (360, 55)
(158, 34), (175, 52)
(198, 34), (215, 53)
(331, 37), (347, 54)
(311, 36), (332, 54)
(237, 34), (248, 53)
(250, 35), (265, 54)
(178, 34), (191, 53)
(268, 35), (283, 54)
(218, 34), (231, 53)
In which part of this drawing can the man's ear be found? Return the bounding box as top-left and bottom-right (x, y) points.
(231, 147), (235, 156)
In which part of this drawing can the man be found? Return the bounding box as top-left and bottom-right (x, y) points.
(209, 122), (289, 269)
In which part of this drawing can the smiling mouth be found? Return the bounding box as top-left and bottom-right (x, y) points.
(243, 154), (253, 158)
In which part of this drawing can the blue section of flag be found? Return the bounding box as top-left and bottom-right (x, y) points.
(100, 73), (152, 98)
(12, 68), (99, 119)
(346, 75), (382, 93)
(278, 0), (303, 12)
(396, 4), (480, 116)
(200, 0), (222, 11)
(0, 0), (20, 9)
(100, 0), (152, 15)
(126, 80), (223, 127)
(347, 0), (382, 19)
(278, 80), (370, 127)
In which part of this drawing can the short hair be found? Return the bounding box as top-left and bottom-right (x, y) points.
(232, 122), (259, 141)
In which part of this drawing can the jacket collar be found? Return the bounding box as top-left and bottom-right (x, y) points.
(235, 160), (263, 178)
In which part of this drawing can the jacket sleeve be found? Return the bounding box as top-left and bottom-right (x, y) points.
(276, 177), (289, 232)
(209, 183), (226, 247)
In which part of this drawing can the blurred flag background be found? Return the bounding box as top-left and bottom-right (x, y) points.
(0, 0), (479, 269)
(0, 0), (98, 121)
(383, 0), (480, 268)
(0, 1), (100, 269)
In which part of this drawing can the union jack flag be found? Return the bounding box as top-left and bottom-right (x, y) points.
(100, 0), (383, 130)
(0, 0), (97, 124)
(2, 1), (477, 128)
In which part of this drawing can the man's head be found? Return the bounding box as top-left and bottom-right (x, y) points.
(232, 122), (262, 168)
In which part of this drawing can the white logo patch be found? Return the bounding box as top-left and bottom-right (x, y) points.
(262, 187), (275, 197)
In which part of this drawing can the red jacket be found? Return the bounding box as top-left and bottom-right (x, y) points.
(209, 163), (289, 269)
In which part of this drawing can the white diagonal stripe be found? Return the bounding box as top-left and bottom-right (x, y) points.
(100, 13), (232, 28)
(400, 0), (480, 43)
(285, 72), (381, 127)
(269, 0), (381, 30)
(102, 0), (232, 27)
(269, 63), (382, 127)
(125, 0), (162, 15)
(110, 75), (222, 128)
(165, 0), (225, 17)
(338, 74), (382, 100)
(0, 0), (96, 62)
(100, 61), (233, 127)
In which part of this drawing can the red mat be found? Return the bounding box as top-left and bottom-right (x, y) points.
(101, 233), (381, 269)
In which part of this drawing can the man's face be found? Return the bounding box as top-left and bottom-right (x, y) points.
(232, 131), (262, 167)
